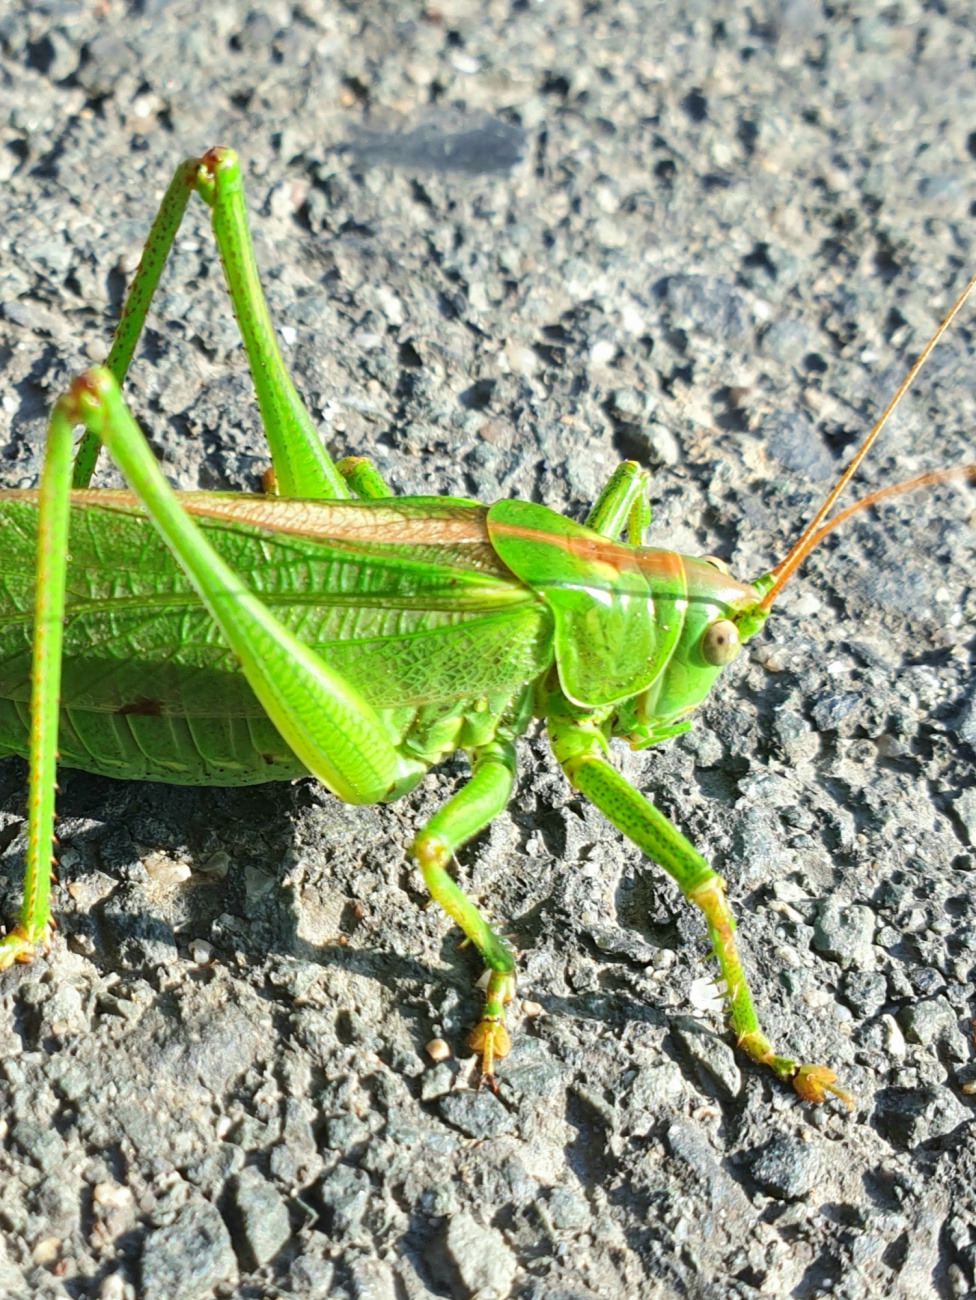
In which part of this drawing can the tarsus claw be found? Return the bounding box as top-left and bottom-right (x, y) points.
(468, 1018), (512, 1082)
(792, 1063), (855, 1110)
(0, 924), (48, 970)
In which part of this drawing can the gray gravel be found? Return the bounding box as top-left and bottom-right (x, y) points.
(0, 2), (974, 1298)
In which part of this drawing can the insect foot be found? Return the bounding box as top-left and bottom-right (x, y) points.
(687, 876), (856, 1108)
(467, 972), (516, 1082)
(0, 921), (49, 969)
(792, 1064), (855, 1109)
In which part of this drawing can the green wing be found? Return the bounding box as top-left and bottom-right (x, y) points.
(0, 494), (550, 715)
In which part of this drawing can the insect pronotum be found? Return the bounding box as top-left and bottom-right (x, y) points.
(1, 148), (974, 1105)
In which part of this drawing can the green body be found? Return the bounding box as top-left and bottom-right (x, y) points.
(0, 149), (853, 1107)
(0, 495), (544, 785)
(0, 493), (751, 788)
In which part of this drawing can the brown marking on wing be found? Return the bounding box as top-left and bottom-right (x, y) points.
(486, 516), (635, 573)
(116, 698), (163, 717)
(488, 516), (756, 603)
(180, 496), (492, 546)
(23, 489), (492, 547)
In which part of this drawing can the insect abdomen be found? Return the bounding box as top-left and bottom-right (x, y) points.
(0, 496), (553, 785)
(0, 699), (307, 785)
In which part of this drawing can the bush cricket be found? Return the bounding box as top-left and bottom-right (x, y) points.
(2, 148), (974, 1105)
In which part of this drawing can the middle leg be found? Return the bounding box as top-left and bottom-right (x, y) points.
(411, 739), (518, 1078)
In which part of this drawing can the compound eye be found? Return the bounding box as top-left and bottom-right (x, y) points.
(702, 555), (731, 575)
(701, 618), (741, 667)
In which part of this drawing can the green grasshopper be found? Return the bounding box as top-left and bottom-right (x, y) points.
(1, 149), (973, 1106)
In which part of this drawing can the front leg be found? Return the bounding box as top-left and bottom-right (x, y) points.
(547, 711), (854, 1107)
(411, 740), (519, 1081)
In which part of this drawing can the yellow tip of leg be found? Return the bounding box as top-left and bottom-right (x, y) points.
(0, 924), (48, 970)
(468, 1018), (512, 1080)
(792, 1063), (855, 1110)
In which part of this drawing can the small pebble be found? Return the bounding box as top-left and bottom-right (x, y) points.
(199, 851), (231, 879)
(689, 976), (725, 1014)
(882, 1013), (907, 1059)
(749, 1137), (823, 1201)
(443, 1211), (517, 1299)
(899, 997), (957, 1051)
(670, 1015), (742, 1100)
(140, 1197), (236, 1299)
(98, 1274), (133, 1300)
(843, 970), (887, 1018)
(93, 1183), (134, 1212)
(230, 1167), (291, 1269)
(812, 898), (876, 969)
(143, 853), (191, 886)
(31, 1237), (60, 1266)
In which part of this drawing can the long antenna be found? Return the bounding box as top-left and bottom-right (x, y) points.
(789, 464), (976, 556)
(758, 269), (976, 612)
